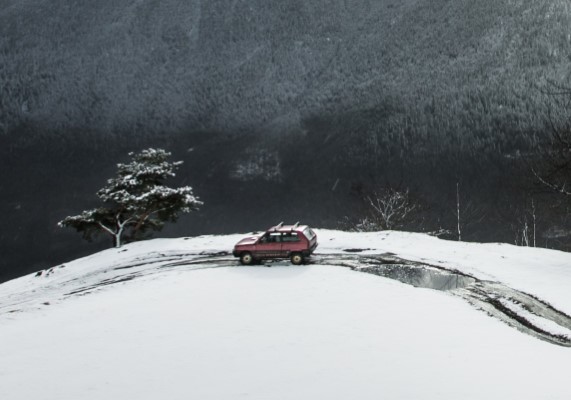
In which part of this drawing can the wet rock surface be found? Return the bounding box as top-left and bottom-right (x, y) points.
(312, 253), (571, 347)
(456, 282), (571, 347)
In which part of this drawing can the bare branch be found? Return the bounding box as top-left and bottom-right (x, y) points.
(97, 221), (116, 236)
(532, 168), (571, 196)
(365, 189), (417, 230)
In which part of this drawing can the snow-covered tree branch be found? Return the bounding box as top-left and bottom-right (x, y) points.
(59, 148), (203, 247)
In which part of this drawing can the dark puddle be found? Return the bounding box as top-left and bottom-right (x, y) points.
(359, 264), (476, 291)
(315, 254), (476, 292)
(343, 248), (372, 253)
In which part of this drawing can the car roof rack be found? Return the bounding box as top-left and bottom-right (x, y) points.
(273, 222), (284, 231)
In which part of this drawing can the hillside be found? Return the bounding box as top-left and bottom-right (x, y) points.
(1, 0), (571, 280)
(1, 0), (570, 144)
(1, 230), (571, 399)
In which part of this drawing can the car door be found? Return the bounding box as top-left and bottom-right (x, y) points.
(255, 232), (283, 258)
(281, 231), (301, 256)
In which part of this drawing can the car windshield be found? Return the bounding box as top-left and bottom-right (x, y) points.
(302, 227), (316, 240)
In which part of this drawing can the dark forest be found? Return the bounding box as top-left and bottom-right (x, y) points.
(1, 0), (571, 282)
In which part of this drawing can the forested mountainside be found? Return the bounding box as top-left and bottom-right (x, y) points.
(2, 0), (571, 145)
(1, 0), (571, 282)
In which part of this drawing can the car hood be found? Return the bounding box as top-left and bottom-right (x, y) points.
(234, 236), (259, 247)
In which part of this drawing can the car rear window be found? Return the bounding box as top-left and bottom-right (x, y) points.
(302, 227), (316, 240)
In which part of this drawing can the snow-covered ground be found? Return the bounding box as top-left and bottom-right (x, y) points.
(1, 230), (571, 399)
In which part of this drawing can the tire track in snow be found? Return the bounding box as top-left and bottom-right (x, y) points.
(312, 253), (571, 347)
(3, 251), (571, 346)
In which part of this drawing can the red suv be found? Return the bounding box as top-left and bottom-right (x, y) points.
(233, 223), (318, 265)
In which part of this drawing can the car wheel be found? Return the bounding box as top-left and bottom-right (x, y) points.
(240, 252), (254, 265)
(290, 253), (304, 265)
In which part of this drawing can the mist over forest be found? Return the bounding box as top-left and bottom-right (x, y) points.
(1, 0), (571, 282)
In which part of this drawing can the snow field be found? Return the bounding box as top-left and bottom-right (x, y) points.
(1, 229), (571, 399)
(1, 264), (571, 400)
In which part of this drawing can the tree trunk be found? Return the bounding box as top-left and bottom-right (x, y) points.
(113, 233), (121, 248)
(114, 220), (126, 248)
(456, 182), (462, 241)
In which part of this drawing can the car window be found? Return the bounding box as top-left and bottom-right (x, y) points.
(302, 227), (316, 240)
(282, 232), (300, 242)
(268, 232), (282, 242)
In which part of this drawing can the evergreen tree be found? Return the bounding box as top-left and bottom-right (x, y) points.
(59, 148), (202, 247)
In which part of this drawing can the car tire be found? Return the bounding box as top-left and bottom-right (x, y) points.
(240, 252), (254, 265)
(290, 253), (304, 265)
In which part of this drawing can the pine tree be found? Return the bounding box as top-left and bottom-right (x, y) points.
(59, 148), (202, 247)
